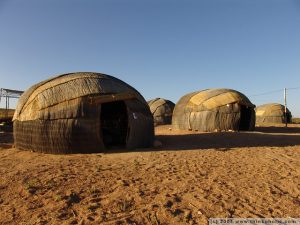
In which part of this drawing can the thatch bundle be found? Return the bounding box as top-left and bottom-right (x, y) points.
(172, 88), (256, 132)
(256, 103), (292, 124)
(13, 72), (154, 154)
(147, 98), (175, 126)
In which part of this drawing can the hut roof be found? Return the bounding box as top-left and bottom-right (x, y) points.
(180, 88), (254, 110)
(13, 72), (145, 121)
(256, 103), (290, 117)
(148, 98), (174, 114)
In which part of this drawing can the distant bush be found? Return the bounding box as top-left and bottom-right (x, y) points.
(292, 118), (300, 124)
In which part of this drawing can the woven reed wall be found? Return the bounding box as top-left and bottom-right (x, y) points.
(14, 118), (103, 154)
(126, 100), (154, 149)
(256, 116), (286, 124)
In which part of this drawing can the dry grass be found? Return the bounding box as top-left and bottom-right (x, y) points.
(292, 117), (300, 124)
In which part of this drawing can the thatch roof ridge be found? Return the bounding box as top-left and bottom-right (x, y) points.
(13, 72), (147, 121)
(147, 98), (161, 105)
(256, 103), (284, 108)
(148, 98), (166, 106)
(13, 72), (98, 120)
(148, 98), (175, 115)
(178, 88), (254, 109)
(256, 103), (291, 117)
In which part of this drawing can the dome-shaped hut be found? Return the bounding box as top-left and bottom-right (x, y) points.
(172, 88), (255, 132)
(255, 103), (292, 124)
(147, 98), (175, 126)
(13, 72), (154, 154)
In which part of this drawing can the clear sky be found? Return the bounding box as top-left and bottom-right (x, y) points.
(0, 0), (300, 116)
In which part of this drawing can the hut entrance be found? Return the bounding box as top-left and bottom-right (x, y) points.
(239, 105), (252, 131)
(100, 101), (128, 149)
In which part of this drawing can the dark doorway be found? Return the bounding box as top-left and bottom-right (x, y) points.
(239, 105), (252, 131)
(100, 101), (128, 149)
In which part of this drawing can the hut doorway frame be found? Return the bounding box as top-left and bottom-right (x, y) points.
(100, 100), (128, 149)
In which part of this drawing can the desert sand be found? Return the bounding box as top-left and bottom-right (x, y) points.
(0, 125), (300, 225)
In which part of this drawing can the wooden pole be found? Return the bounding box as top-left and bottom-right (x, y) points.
(284, 88), (287, 127)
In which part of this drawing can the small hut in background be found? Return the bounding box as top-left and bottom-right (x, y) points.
(13, 72), (154, 154)
(255, 103), (292, 124)
(172, 88), (256, 132)
(148, 98), (175, 126)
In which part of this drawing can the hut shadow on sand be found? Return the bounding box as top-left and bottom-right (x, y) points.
(106, 126), (300, 153)
(2, 126), (300, 153)
(255, 126), (300, 134)
(156, 133), (300, 152)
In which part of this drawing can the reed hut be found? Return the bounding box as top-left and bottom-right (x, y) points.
(147, 98), (175, 126)
(255, 103), (292, 124)
(172, 88), (256, 132)
(13, 72), (154, 154)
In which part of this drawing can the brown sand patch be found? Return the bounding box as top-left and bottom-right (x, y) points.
(0, 125), (299, 224)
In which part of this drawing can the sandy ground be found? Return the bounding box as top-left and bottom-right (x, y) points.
(0, 125), (300, 225)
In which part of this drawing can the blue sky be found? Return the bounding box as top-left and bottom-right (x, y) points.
(0, 0), (300, 116)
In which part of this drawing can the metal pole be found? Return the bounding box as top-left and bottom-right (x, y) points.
(5, 95), (8, 118)
(284, 88), (287, 127)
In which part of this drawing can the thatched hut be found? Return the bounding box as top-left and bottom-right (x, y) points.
(172, 88), (256, 132)
(13, 72), (154, 154)
(147, 98), (175, 126)
(255, 103), (292, 124)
